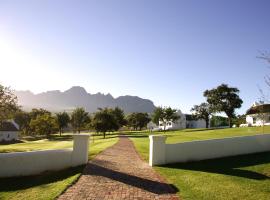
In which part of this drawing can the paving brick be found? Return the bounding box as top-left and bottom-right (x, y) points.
(58, 136), (179, 200)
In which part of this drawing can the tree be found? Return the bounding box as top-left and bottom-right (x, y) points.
(191, 103), (212, 128)
(56, 112), (70, 136)
(71, 108), (90, 133)
(204, 84), (243, 128)
(127, 112), (151, 130)
(14, 111), (31, 134)
(258, 52), (270, 100)
(152, 107), (163, 125)
(0, 84), (19, 126)
(210, 115), (229, 127)
(29, 113), (58, 137)
(232, 114), (246, 127)
(152, 106), (180, 131)
(29, 108), (51, 120)
(92, 108), (118, 138)
(127, 113), (138, 130)
(135, 113), (151, 130)
(111, 107), (127, 128)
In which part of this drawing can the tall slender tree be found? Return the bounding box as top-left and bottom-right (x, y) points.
(71, 108), (90, 133)
(56, 112), (70, 136)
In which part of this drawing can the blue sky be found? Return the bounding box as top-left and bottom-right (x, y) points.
(0, 0), (270, 114)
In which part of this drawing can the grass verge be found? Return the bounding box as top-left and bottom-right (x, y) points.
(0, 133), (118, 200)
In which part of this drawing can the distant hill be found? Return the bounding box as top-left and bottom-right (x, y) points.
(14, 86), (156, 113)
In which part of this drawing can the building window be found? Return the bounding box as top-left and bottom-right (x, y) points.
(253, 117), (256, 123)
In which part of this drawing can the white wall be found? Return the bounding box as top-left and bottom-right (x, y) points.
(0, 134), (90, 177)
(149, 134), (270, 166)
(0, 131), (18, 142)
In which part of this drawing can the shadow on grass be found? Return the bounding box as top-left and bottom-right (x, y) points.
(163, 152), (270, 180)
(0, 166), (84, 192)
(47, 135), (73, 141)
(182, 128), (218, 133)
(86, 163), (178, 194)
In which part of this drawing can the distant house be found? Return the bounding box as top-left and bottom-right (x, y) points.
(158, 110), (206, 130)
(0, 120), (20, 142)
(146, 121), (159, 131)
(245, 102), (270, 126)
(185, 114), (206, 129)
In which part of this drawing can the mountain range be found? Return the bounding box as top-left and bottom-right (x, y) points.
(14, 86), (156, 113)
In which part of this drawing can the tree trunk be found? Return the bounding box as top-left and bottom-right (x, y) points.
(163, 122), (166, 133)
(103, 132), (105, 139)
(206, 118), (209, 128)
(228, 117), (232, 128)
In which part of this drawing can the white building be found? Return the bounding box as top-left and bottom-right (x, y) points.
(0, 120), (20, 142)
(245, 102), (270, 126)
(158, 110), (206, 130)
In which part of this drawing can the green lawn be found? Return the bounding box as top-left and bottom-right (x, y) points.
(128, 126), (270, 200)
(0, 133), (118, 200)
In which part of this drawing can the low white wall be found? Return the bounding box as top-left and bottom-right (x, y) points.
(0, 134), (90, 177)
(149, 134), (270, 166)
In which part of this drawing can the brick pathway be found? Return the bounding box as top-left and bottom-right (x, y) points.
(58, 136), (179, 200)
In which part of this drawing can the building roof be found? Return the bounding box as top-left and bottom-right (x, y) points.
(246, 104), (270, 115)
(0, 121), (19, 131)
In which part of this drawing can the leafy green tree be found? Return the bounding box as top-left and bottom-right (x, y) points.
(0, 84), (19, 126)
(92, 108), (118, 138)
(127, 112), (150, 130)
(210, 115), (229, 127)
(56, 112), (70, 135)
(14, 111), (31, 134)
(127, 113), (138, 130)
(152, 107), (180, 131)
(29, 108), (51, 120)
(111, 107), (127, 128)
(135, 113), (151, 130)
(29, 113), (58, 137)
(152, 107), (163, 125)
(71, 107), (90, 133)
(232, 114), (246, 127)
(191, 103), (212, 128)
(204, 84), (243, 128)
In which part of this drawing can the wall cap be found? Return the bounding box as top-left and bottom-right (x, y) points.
(73, 134), (91, 138)
(149, 135), (167, 141)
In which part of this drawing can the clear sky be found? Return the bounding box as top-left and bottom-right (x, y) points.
(0, 0), (269, 114)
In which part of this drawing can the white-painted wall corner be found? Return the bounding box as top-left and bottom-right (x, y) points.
(149, 135), (166, 166)
(71, 134), (90, 166)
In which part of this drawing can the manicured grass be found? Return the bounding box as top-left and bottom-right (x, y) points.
(128, 127), (270, 200)
(0, 133), (118, 200)
(129, 126), (270, 161)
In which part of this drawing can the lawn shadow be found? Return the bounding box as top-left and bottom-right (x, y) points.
(0, 166), (84, 192)
(163, 152), (270, 180)
(48, 135), (73, 141)
(85, 162), (178, 195)
(182, 128), (217, 133)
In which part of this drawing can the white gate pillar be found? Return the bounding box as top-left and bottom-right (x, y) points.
(149, 135), (166, 166)
(71, 134), (90, 166)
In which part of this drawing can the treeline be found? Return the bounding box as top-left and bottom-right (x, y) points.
(14, 107), (152, 138)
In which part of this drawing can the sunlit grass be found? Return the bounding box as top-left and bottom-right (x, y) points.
(128, 126), (270, 200)
(0, 133), (118, 200)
